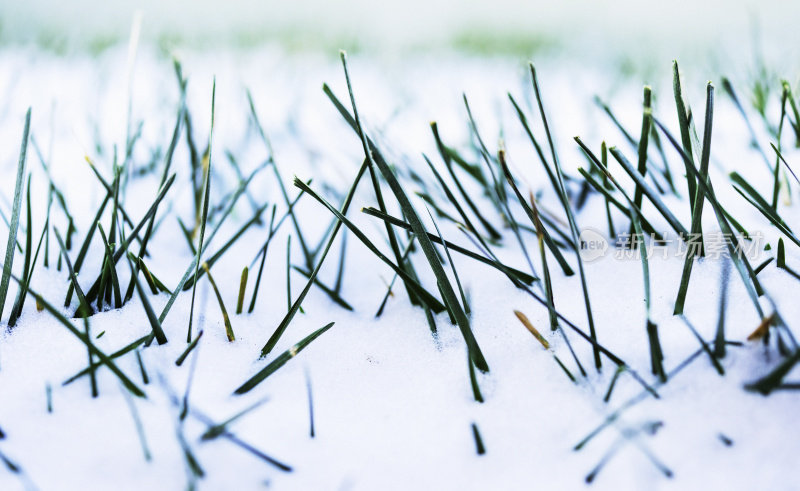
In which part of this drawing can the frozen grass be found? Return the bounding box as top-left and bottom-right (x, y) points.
(0, 44), (799, 490)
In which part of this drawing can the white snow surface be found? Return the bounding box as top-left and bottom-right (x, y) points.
(0, 47), (799, 490)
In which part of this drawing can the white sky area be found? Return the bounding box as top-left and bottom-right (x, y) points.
(1, 0), (798, 61)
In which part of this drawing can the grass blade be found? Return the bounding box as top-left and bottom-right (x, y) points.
(202, 263), (235, 342)
(8, 176), (41, 327)
(505, 67), (602, 368)
(176, 330), (203, 366)
(54, 229), (92, 318)
(126, 252), (168, 345)
(630, 86), (653, 237)
(714, 259), (730, 358)
(248, 206), (276, 313)
(236, 322), (334, 395)
(0, 108), (31, 322)
(427, 208), (469, 314)
(674, 83), (715, 314)
(471, 423), (486, 455)
(187, 78), (215, 342)
(236, 266), (248, 315)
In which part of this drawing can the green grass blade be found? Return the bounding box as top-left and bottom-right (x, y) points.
(235, 322), (334, 395)
(0, 108), (31, 322)
(248, 206), (276, 313)
(528, 64), (601, 369)
(83, 157), (146, 246)
(771, 142), (800, 186)
(176, 330), (203, 366)
(31, 136), (75, 240)
(160, 168), (264, 324)
(96, 224), (123, 309)
(507, 93), (562, 198)
(714, 259), (730, 358)
(236, 266), (248, 315)
(187, 78), (215, 342)
(674, 83), (715, 314)
(7, 176), (36, 327)
(121, 245), (168, 345)
(468, 352), (483, 403)
(285, 235), (293, 312)
(629, 181), (666, 381)
(427, 208), (469, 314)
(54, 229), (92, 318)
(731, 186), (799, 247)
(673, 61), (698, 210)
(201, 263), (235, 342)
(64, 192), (110, 306)
(630, 86), (653, 236)
(771, 86), (789, 210)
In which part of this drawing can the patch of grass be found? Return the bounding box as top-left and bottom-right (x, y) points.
(295, 179), (446, 312)
(323, 53), (489, 371)
(21, 277), (145, 397)
(451, 29), (553, 57)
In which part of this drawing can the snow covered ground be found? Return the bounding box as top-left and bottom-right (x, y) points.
(0, 44), (799, 490)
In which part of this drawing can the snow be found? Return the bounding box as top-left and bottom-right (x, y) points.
(0, 46), (799, 490)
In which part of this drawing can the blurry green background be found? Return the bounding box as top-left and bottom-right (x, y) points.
(1, 0), (797, 64)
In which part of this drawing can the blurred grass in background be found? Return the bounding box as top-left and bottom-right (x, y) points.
(0, 0), (798, 68)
